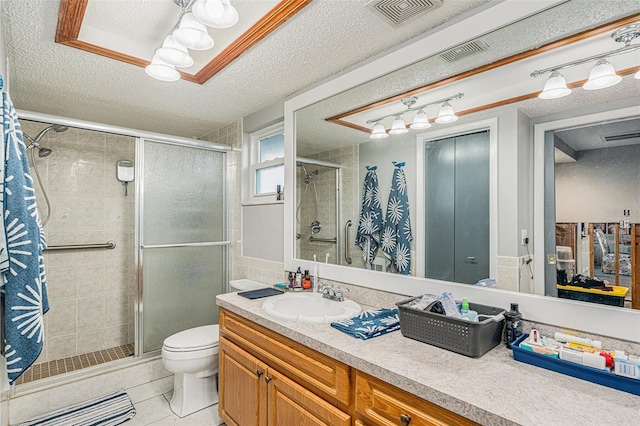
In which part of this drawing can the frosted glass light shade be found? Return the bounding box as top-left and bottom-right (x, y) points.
(155, 35), (193, 68)
(583, 58), (621, 90)
(193, 0), (239, 28)
(145, 55), (180, 82)
(370, 122), (388, 139)
(634, 69), (640, 79)
(173, 13), (214, 50)
(435, 102), (458, 124)
(389, 116), (408, 134)
(538, 71), (572, 99)
(410, 109), (431, 129)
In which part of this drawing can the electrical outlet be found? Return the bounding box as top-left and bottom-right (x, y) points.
(521, 229), (528, 246)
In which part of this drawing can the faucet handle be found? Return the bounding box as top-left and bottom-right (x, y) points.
(337, 287), (349, 294)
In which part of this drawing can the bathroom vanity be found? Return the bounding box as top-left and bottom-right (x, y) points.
(216, 292), (640, 425)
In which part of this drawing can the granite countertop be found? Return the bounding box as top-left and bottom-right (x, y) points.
(216, 292), (640, 426)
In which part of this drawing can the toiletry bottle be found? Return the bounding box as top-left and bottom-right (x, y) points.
(302, 270), (311, 290)
(504, 303), (523, 347)
(288, 272), (294, 289)
(460, 298), (469, 316)
(312, 254), (319, 292)
(295, 267), (302, 288)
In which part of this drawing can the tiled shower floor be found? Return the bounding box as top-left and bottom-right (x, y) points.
(15, 343), (135, 385)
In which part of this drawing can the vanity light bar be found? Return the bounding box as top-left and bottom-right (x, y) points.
(531, 23), (640, 99)
(366, 92), (464, 124)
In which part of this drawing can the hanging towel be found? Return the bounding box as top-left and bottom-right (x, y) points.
(355, 166), (383, 269)
(1, 92), (49, 384)
(331, 308), (400, 340)
(381, 162), (413, 275)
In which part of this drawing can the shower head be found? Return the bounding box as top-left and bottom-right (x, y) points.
(34, 124), (68, 143)
(38, 147), (53, 157)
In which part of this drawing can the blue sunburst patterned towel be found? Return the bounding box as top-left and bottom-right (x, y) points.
(1, 92), (49, 384)
(355, 166), (383, 269)
(381, 161), (413, 275)
(331, 308), (400, 340)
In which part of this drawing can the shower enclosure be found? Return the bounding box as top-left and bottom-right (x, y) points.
(295, 160), (341, 264)
(15, 119), (227, 384)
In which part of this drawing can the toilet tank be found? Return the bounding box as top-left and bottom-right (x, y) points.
(229, 279), (270, 292)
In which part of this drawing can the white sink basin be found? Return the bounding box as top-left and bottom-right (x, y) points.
(262, 292), (361, 323)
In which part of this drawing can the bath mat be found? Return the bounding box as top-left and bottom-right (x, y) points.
(18, 390), (136, 426)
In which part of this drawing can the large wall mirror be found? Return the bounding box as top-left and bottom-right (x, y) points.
(284, 1), (640, 342)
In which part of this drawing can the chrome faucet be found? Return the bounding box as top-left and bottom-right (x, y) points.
(321, 285), (349, 302)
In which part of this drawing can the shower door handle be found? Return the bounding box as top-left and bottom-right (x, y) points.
(344, 220), (353, 264)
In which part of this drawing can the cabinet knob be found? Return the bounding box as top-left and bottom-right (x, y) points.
(265, 375), (272, 383)
(256, 369), (264, 378)
(399, 413), (411, 425)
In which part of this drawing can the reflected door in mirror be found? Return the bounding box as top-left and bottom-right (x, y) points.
(424, 130), (490, 284)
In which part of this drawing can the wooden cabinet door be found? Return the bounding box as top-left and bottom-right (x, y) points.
(267, 368), (351, 426)
(219, 337), (269, 426)
(355, 371), (478, 426)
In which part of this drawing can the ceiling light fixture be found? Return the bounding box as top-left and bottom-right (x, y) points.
(409, 109), (431, 129)
(434, 101), (458, 124)
(366, 93), (463, 139)
(531, 23), (640, 98)
(370, 122), (389, 139)
(193, 0), (239, 28)
(146, 0), (239, 82)
(145, 56), (181, 82)
(173, 12), (215, 50)
(155, 35), (194, 68)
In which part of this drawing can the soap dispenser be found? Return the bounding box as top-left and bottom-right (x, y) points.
(295, 267), (302, 288)
(504, 303), (523, 347)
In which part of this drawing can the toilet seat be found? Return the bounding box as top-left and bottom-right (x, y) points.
(162, 324), (219, 352)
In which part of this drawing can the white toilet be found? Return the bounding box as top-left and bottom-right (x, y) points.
(161, 279), (269, 417)
(162, 325), (220, 417)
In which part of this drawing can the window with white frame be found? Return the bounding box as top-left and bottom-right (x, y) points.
(249, 122), (284, 202)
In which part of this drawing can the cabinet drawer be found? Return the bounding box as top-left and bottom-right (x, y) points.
(220, 309), (351, 406)
(355, 371), (478, 426)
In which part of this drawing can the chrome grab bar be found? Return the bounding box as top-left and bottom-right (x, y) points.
(344, 220), (352, 264)
(47, 241), (116, 251)
(141, 241), (231, 249)
(309, 236), (337, 243)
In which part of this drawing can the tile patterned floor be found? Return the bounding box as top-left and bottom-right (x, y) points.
(126, 379), (224, 426)
(14, 343), (135, 384)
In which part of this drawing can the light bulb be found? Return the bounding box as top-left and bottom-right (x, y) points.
(193, 0), (238, 28)
(435, 101), (458, 124)
(410, 109), (431, 129)
(145, 55), (180, 82)
(583, 58), (621, 90)
(155, 35), (193, 68)
(389, 116), (408, 134)
(370, 122), (388, 139)
(538, 71), (572, 99)
(173, 12), (214, 51)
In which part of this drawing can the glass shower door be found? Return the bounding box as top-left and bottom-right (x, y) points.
(138, 139), (227, 354)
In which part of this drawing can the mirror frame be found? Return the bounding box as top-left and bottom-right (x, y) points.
(284, 0), (640, 342)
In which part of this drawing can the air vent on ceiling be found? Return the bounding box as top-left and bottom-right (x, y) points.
(365, 0), (443, 27)
(601, 132), (640, 142)
(440, 39), (490, 62)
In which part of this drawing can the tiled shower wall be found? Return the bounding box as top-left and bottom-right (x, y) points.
(21, 121), (136, 363)
(201, 120), (286, 286)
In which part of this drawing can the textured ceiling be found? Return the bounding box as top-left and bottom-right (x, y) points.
(1, 0), (490, 138)
(295, 0), (640, 157)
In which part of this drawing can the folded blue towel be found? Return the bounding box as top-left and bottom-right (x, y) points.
(331, 308), (400, 340)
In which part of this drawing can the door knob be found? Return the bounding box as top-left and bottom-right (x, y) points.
(265, 375), (272, 383)
(256, 369), (264, 378)
(399, 413), (411, 425)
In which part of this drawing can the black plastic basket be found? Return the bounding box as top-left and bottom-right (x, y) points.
(396, 297), (506, 357)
